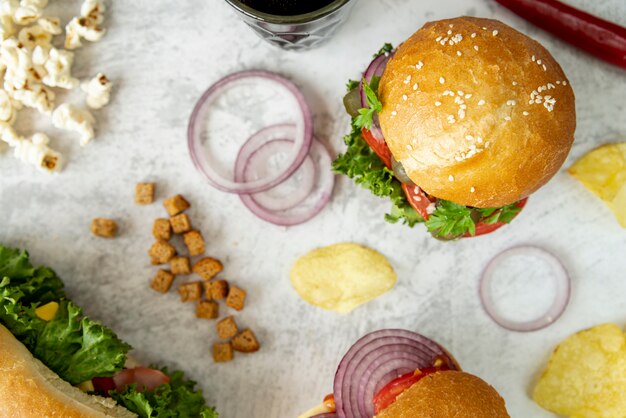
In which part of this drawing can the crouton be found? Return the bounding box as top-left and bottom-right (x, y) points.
(217, 316), (238, 340)
(163, 194), (190, 216)
(196, 300), (219, 319)
(170, 256), (191, 275)
(148, 240), (176, 264)
(150, 269), (174, 293)
(152, 218), (172, 241)
(91, 218), (118, 238)
(205, 280), (229, 300)
(183, 230), (205, 256)
(193, 257), (223, 281)
(135, 183), (155, 205)
(231, 329), (260, 353)
(226, 286), (246, 311)
(178, 281), (203, 302)
(213, 342), (233, 363)
(170, 213), (192, 234)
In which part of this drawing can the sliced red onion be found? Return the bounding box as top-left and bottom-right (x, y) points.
(235, 125), (334, 226)
(238, 129), (316, 211)
(188, 70), (313, 194)
(359, 52), (393, 142)
(480, 246), (571, 332)
(333, 329), (458, 418)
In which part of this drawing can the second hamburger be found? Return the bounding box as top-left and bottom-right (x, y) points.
(335, 16), (575, 239)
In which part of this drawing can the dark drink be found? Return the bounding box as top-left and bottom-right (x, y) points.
(239, 0), (336, 15)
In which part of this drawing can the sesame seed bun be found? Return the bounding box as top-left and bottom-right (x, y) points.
(378, 17), (575, 207)
(374, 371), (510, 418)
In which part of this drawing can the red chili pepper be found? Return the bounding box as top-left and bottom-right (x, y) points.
(495, 0), (626, 69)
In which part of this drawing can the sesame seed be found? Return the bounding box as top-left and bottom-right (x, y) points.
(391, 111), (397, 116)
(529, 100), (534, 104)
(439, 77), (445, 84)
(454, 96), (463, 104)
(532, 55), (536, 62)
(465, 94), (472, 99)
(492, 30), (499, 36)
(457, 90), (464, 96)
(448, 40), (454, 45)
(413, 186), (420, 194)
(458, 109), (466, 119)
(542, 64), (547, 71)
(460, 104), (467, 109)
(447, 115), (456, 123)
(403, 94), (408, 101)
(547, 83), (555, 89)
(465, 135), (474, 140)
(537, 59), (542, 64)
(485, 141), (491, 148)
(556, 80), (561, 84)
(449, 24), (454, 28)
(470, 187), (476, 193)
(563, 80), (568, 86)
(448, 30), (452, 35)
(448, 175), (455, 182)
(416, 61), (424, 69)
(476, 137), (483, 143)
(474, 45), (479, 51)
(512, 81), (518, 86)
(436, 36), (442, 42)
(468, 144), (476, 151)
(523, 111), (529, 116)
(455, 156), (463, 161)
(504, 116), (511, 121)
(404, 75), (411, 84)
(406, 144), (413, 151)
(413, 83), (418, 90)
(471, 33), (476, 38)
(435, 101), (442, 106)
(506, 100), (516, 106)
(457, 51), (462, 56)
(443, 90), (452, 96)
(482, 27), (487, 30)
(478, 100), (485, 106)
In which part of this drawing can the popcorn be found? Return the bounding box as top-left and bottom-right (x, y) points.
(37, 16), (61, 35)
(81, 0), (105, 24)
(81, 73), (111, 109)
(52, 103), (95, 146)
(0, 124), (60, 172)
(13, 5), (41, 25)
(41, 47), (79, 89)
(0, 14), (16, 40)
(9, 82), (55, 114)
(0, 90), (17, 123)
(65, 0), (106, 49)
(18, 24), (52, 49)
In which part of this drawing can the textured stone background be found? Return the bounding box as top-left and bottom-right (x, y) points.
(1, 1), (625, 417)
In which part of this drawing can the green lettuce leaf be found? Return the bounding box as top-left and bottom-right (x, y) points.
(33, 300), (131, 385)
(111, 368), (218, 418)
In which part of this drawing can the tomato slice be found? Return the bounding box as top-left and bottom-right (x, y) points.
(372, 367), (443, 414)
(361, 128), (392, 169)
(401, 183), (434, 220)
(464, 197), (529, 238)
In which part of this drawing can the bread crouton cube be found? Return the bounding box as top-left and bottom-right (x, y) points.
(231, 329), (260, 353)
(170, 213), (192, 234)
(193, 257), (223, 281)
(163, 194), (190, 216)
(135, 183), (155, 205)
(183, 230), (205, 256)
(226, 286), (246, 311)
(205, 280), (229, 300)
(148, 240), (176, 265)
(150, 269), (174, 293)
(178, 281), (203, 302)
(91, 218), (118, 238)
(152, 218), (172, 241)
(213, 342), (233, 363)
(217, 316), (238, 340)
(170, 256), (191, 275)
(196, 300), (219, 319)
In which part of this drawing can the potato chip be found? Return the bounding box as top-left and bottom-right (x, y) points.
(290, 243), (397, 314)
(569, 143), (626, 227)
(533, 323), (626, 417)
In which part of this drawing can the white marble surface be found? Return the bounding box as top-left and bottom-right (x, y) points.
(1, 1), (626, 417)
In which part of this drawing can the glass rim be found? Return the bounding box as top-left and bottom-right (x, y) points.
(224, 0), (353, 24)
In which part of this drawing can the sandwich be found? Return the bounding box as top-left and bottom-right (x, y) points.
(334, 16), (575, 239)
(0, 244), (218, 417)
(299, 329), (509, 418)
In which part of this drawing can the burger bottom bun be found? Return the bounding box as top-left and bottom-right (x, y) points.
(375, 370), (510, 418)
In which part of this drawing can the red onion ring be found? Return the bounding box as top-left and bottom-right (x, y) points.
(333, 329), (458, 418)
(188, 70), (313, 194)
(480, 245), (571, 332)
(359, 52), (393, 142)
(237, 127), (316, 211)
(235, 125), (334, 226)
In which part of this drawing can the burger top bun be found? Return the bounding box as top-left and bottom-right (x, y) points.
(375, 370), (510, 418)
(378, 17), (575, 208)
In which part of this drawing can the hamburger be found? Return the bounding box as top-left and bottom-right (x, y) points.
(334, 16), (575, 239)
(0, 244), (218, 417)
(299, 329), (509, 418)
